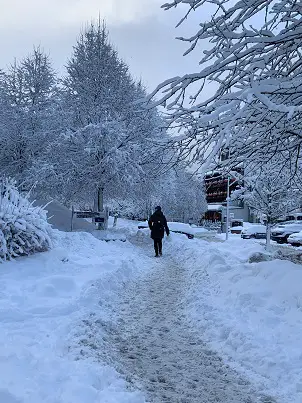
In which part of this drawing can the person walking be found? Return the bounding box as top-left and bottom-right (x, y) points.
(148, 206), (170, 257)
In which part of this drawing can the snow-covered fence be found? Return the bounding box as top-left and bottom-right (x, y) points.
(0, 178), (53, 261)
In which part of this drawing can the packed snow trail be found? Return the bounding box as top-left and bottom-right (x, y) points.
(94, 240), (276, 403)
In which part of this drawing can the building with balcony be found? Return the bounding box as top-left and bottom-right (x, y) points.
(203, 169), (253, 225)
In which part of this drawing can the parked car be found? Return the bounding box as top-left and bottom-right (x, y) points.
(241, 225), (267, 239)
(230, 219), (243, 234)
(138, 221), (148, 229)
(279, 212), (302, 223)
(287, 231), (302, 246)
(271, 223), (302, 244)
(168, 222), (195, 239)
(137, 221), (196, 239)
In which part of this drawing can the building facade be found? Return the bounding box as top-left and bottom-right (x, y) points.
(203, 169), (252, 226)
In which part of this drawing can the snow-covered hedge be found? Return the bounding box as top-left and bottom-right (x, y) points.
(0, 178), (53, 261)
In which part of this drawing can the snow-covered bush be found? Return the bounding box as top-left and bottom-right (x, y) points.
(0, 178), (53, 261)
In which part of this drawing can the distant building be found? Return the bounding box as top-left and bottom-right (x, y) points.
(203, 168), (253, 226)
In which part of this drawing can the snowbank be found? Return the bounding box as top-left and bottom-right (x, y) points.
(165, 235), (302, 403)
(0, 230), (147, 403)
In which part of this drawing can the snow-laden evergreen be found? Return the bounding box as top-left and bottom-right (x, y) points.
(0, 178), (53, 261)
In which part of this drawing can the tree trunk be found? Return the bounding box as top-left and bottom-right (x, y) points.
(97, 186), (104, 212)
(266, 220), (271, 250)
(95, 186), (104, 230)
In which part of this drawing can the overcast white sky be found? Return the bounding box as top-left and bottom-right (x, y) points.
(0, 0), (209, 92)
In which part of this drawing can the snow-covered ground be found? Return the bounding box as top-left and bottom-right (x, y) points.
(164, 234), (302, 403)
(0, 228), (146, 403)
(97, 243), (264, 403)
(0, 219), (301, 402)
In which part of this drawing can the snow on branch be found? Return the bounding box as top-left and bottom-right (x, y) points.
(152, 0), (302, 172)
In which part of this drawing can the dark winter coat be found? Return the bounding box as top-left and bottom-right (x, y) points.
(148, 211), (170, 240)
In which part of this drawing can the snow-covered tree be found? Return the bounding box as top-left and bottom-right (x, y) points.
(35, 21), (167, 208)
(0, 178), (53, 261)
(151, 1), (302, 173)
(63, 21), (136, 127)
(0, 20), (187, 218)
(232, 161), (300, 248)
(157, 168), (207, 223)
(36, 121), (145, 204)
(106, 164), (207, 223)
(119, 167), (208, 223)
(0, 48), (58, 182)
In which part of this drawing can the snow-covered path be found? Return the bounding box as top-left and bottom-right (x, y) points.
(98, 241), (275, 403)
(2, 222), (299, 403)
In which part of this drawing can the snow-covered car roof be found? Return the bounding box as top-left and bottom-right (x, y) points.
(273, 223), (302, 232)
(277, 220), (298, 225)
(138, 221), (208, 235)
(230, 226), (244, 231)
(168, 222), (208, 235)
(242, 225), (266, 234)
(288, 231), (302, 241)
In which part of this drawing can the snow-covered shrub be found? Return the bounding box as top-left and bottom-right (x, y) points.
(0, 178), (53, 261)
(248, 252), (273, 264)
(273, 250), (302, 265)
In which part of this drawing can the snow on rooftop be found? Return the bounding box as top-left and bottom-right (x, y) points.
(207, 204), (223, 211)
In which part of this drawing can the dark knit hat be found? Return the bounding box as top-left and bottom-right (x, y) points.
(155, 206), (161, 211)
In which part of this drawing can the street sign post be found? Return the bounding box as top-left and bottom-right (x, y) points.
(95, 216), (105, 223)
(71, 207), (109, 231)
(75, 212), (100, 219)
